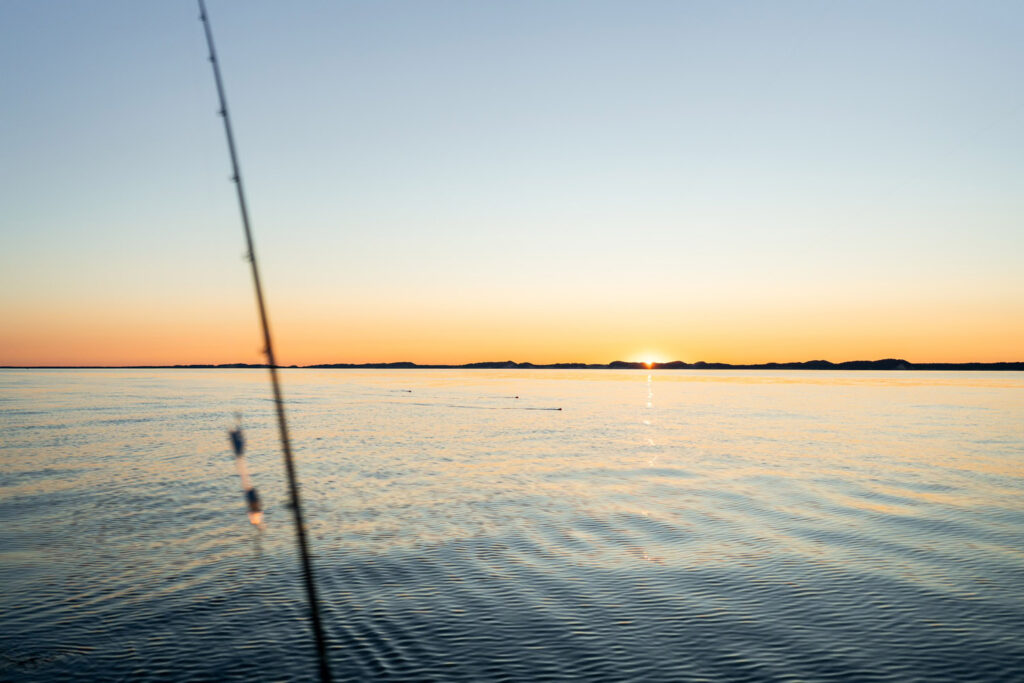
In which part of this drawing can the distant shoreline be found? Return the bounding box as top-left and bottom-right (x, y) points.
(4, 359), (1024, 371)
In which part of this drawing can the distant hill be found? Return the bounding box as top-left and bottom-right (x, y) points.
(5, 359), (1023, 370)
(304, 358), (1024, 371)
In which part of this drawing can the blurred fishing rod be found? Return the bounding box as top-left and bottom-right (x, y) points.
(197, 1), (332, 681)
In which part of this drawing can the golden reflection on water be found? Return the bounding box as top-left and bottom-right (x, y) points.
(2, 368), (1022, 568)
(2, 368), (1022, 680)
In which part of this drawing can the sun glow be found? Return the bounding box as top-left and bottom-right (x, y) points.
(634, 352), (667, 368)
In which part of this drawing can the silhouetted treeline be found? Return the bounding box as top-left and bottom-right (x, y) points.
(305, 358), (1024, 371)
(6, 359), (1023, 370)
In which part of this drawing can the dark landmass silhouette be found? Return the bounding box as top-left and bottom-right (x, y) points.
(5, 359), (1024, 370)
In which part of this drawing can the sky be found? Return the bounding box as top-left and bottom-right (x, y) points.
(1, 0), (1022, 366)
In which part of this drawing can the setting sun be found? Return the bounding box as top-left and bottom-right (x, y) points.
(2, 3), (1022, 680)
(633, 352), (667, 368)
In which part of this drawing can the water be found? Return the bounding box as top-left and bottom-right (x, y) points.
(1, 369), (1023, 681)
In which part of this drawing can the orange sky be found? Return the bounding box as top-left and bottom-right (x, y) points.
(2, 3), (1022, 367)
(2, 287), (1021, 366)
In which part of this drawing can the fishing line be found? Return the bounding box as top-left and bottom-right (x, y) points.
(388, 401), (563, 411)
(197, 2), (332, 681)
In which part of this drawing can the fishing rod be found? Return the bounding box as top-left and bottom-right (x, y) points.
(197, 2), (332, 681)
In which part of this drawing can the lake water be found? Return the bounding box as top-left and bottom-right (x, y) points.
(1, 369), (1023, 681)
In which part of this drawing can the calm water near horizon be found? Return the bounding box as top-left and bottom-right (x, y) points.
(1, 369), (1023, 681)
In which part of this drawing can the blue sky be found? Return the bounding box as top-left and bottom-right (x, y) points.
(2, 1), (1022, 364)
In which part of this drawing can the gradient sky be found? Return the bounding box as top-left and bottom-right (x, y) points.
(2, 0), (1022, 366)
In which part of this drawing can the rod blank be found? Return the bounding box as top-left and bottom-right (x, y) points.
(197, 2), (332, 681)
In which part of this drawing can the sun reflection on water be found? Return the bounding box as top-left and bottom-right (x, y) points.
(1, 368), (1023, 680)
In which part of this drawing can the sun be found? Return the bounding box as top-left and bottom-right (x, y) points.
(634, 352), (666, 368)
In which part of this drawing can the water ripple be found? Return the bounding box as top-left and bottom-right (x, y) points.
(1, 369), (1023, 680)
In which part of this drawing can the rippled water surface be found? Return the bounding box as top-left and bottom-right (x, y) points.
(2, 369), (1023, 681)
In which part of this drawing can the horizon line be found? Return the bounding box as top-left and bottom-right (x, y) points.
(3, 358), (1024, 371)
